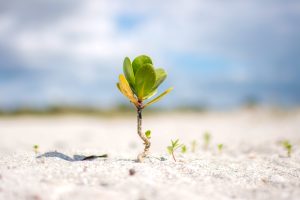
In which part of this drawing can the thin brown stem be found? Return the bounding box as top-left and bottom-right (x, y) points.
(136, 103), (151, 162)
(171, 151), (177, 162)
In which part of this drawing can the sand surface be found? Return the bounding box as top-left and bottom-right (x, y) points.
(0, 109), (300, 200)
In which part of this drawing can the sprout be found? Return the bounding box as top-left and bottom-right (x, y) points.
(191, 140), (197, 153)
(117, 55), (173, 162)
(203, 132), (211, 149)
(217, 144), (224, 153)
(181, 145), (187, 153)
(167, 139), (183, 162)
(33, 145), (39, 154)
(282, 140), (292, 157)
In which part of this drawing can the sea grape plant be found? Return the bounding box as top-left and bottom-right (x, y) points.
(117, 55), (173, 162)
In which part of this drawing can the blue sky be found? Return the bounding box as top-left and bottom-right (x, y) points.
(0, 0), (300, 109)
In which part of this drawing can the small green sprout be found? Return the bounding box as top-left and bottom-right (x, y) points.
(145, 130), (151, 139)
(191, 140), (197, 153)
(117, 55), (173, 162)
(282, 140), (292, 157)
(217, 144), (224, 153)
(33, 145), (39, 154)
(203, 132), (211, 149)
(167, 139), (183, 162)
(181, 145), (187, 153)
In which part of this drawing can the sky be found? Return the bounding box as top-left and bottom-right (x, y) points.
(0, 0), (300, 109)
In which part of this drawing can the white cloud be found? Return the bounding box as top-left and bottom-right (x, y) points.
(0, 0), (300, 108)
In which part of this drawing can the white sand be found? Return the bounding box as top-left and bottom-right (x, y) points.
(0, 109), (300, 200)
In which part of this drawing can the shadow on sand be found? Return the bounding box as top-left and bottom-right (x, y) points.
(37, 151), (108, 162)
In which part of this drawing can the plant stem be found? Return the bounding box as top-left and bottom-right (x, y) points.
(288, 149), (291, 157)
(136, 103), (151, 162)
(171, 151), (176, 162)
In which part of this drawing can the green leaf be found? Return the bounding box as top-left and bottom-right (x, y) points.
(172, 139), (179, 147)
(145, 130), (151, 139)
(167, 146), (173, 154)
(143, 87), (173, 108)
(217, 144), (224, 152)
(153, 68), (167, 89)
(123, 57), (135, 86)
(143, 89), (157, 100)
(135, 63), (156, 99)
(132, 55), (153, 75)
(181, 145), (187, 153)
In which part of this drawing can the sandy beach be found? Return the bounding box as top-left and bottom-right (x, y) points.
(0, 109), (300, 200)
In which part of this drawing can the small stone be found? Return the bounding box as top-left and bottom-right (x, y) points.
(261, 178), (268, 184)
(29, 195), (41, 200)
(129, 169), (136, 176)
(100, 182), (109, 187)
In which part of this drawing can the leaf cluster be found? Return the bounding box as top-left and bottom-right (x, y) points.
(167, 139), (183, 154)
(117, 55), (173, 108)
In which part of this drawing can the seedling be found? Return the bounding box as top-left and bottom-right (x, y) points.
(117, 55), (173, 162)
(282, 140), (292, 157)
(203, 132), (211, 149)
(191, 140), (197, 153)
(181, 145), (187, 153)
(217, 144), (224, 153)
(145, 130), (151, 139)
(33, 145), (39, 154)
(167, 139), (183, 162)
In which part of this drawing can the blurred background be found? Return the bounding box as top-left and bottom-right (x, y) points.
(1, 0), (300, 114)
